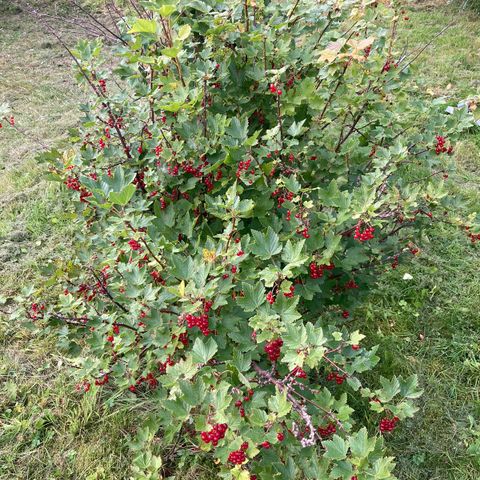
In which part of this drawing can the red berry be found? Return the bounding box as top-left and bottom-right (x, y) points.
(228, 449), (246, 465)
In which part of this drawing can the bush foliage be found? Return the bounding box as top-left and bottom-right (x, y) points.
(12, 0), (476, 478)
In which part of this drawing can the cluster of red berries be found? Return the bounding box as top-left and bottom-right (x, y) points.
(201, 423), (228, 446)
(158, 356), (175, 374)
(228, 449), (246, 465)
(354, 221), (375, 242)
(272, 188), (294, 208)
(180, 159), (206, 178)
(327, 372), (347, 384)
(186, 313), (210, 336)
(344, 279), (358, 289)
(391, 255), (399, 269)
(269, 83), (283, 96)
(318, 422), (336, 437)
(309, 261), (334, 279)
(29, 302), (45, 320)
(94, 374), (109, 386)
(129, 372), (159, 392)
(435, 135), (453, 155)
(234, 388), (254, 417)
(99, 138), (106, 149)
(260, 441), (271, 449)
(379, 416), (399, 433)
(297, 226), (310, 239)
(150, 270), (166, 285)
(128, 239), (142, 251)
(284, 285), (295, 298)
(65, 176), (81, 191)
(266, 290), (276, 304)
(381, 59), (392, 73)
(291, 366), (307, 378)
(6, 115), (15, 126)
(98, 78), (107, 93)
(264, 338), (283, 362)
(133, 170), (146, 190)
(342, 310), (350, 318)
(107, 115), (123, 129)
(172, 331), (189, 347)
(236, 158), (254, 178)
(467, 231), (480, 243)
(76, 380), (91, 393)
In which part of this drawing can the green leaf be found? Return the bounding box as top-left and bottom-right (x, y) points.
(287, 119), (306, 137)
(237, 282), (266, 312)
(319, 233), (342, 263)
(179, 379), (206, 406)
(268, 388), (292, 417)
(226, 117), (248, 140)
(330, 461), (353, 480)
(399, 375), (423, 399)
(273, 295), (301, 322)
(250, 227), (282, 260)
(378, 376), (401, 402)
(128, 19), (157, 34)
(282, 239), (308, 268)
(368, 456), (397, 479)
(177, 24), (191, 41)
(192, 337), (218, 363)
(158, 4), (177, 16)
(108, 184), (136, 206)
(162, 46), (181, 58)
(324, 435), (348, 461)
(283, 176), (302, 194)
(349, 427), (375, 459)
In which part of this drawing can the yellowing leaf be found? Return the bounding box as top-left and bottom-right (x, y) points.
(202, 248), (217, 263)
(346, 37), (375, 62)
(177, 24), (191, 41)
(318, 39), (346, 63)
(159, 4), (176, 17)
(178, 280), (185, 297)
(128, 19), (157, 34)
(347, 36), (375, 52)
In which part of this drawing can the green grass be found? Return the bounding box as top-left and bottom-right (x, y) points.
(357, 5), (480, 479)
(0, 2), (479, 479)
(0, 4), (137, 479)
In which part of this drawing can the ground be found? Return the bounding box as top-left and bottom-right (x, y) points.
(0, 1), (479, 479)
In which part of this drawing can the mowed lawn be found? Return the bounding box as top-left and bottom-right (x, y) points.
(0, 1), (479, 479)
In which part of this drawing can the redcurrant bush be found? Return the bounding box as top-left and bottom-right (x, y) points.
(17, 0), (478, 478)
